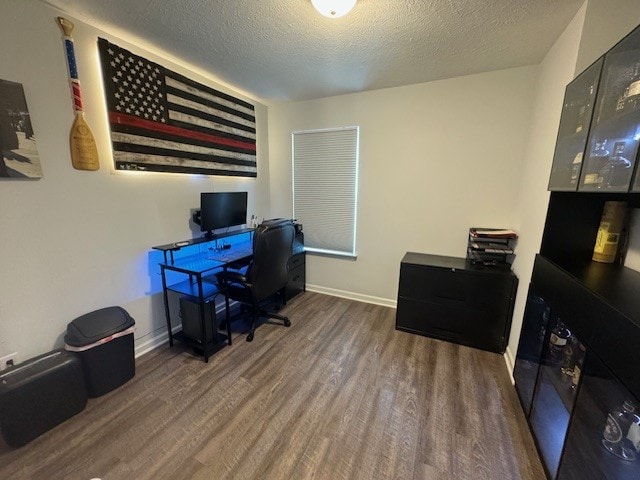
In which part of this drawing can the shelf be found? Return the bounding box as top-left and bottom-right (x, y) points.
(172, 330), (228, 357)
(165, 277), (223, 299)
(549, 258), (640, 330)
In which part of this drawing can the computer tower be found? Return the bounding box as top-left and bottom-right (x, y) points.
(179, 296), (216, 344)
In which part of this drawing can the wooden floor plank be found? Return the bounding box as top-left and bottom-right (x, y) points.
(0, 292), (544, 480)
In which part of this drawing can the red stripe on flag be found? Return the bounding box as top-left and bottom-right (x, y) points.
(109, 112), (256, 152)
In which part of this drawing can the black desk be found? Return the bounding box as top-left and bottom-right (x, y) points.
(153, 231), (254, 362)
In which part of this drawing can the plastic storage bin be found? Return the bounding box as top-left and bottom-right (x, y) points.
(65, 306), (135, 397)
(0, 349), (87, 447)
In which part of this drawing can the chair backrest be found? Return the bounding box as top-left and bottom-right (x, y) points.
(246, 219), (295, 301)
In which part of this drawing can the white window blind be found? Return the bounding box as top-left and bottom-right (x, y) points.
(292, 126), (359, 257)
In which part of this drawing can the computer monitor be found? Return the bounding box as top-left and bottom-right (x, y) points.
(200, 192), (248, 237)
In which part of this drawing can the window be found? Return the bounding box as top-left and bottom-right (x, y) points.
(292, 126), (359, 257)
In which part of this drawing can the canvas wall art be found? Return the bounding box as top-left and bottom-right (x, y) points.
(98, 38), (257, 177)
(0, 79), (42, 179)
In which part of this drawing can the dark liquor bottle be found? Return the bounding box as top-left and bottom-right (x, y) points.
(602, 399), (640, 461)
(548, 320), (571, 362)
(598, 141), (631, 189)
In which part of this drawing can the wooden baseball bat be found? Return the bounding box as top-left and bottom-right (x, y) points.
(57, 17), (100, 171)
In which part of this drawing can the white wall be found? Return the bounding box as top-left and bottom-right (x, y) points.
(269, 68), (537, 305)
(505, 4), (587, 369)
(0, 0), (270, 361)
(575, 0), (640, 75)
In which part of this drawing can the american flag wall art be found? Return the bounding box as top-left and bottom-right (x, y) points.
(97, 38), (257, 177)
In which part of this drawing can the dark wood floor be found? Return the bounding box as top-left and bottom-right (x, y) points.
(0, 292), (544, 480)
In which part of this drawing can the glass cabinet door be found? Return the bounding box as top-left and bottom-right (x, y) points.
(513, 288), (552, 416)
(579, 26), (640, 192)
(548, 58), (602, 191)
(529, 315), (587, 479)
(557, 353), (640, 480)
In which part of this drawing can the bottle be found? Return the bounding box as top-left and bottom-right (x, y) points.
(570, 343), (585, 390)
(583, 140), (609, 186)
(624, 63), (640, 110)
(570, 152), (583, 184)
(598, 141), (631, 189)
(593, 201), (627, 264)
(575, 84), (594, 133)
(548, 321), (571, 362)
(616, 86), (629, 112)
(602, 399), (640, 461)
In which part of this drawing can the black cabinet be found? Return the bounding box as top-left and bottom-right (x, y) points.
(548, 58), (602, 191)
(549, 23), (640, 193)
(518, 24), (640, 477)
(395, 252), (518, 353)
(579, 25), (640, 192)
(557, 354), (640, 480)
(515, 255), (640, 479)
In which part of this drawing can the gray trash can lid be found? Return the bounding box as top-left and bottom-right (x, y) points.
(64, 306), (135, 347)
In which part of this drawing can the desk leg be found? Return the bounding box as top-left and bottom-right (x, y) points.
(224, 293), (232, 345)
(160, 265), (173, 348)
(197, 275), (209, 363)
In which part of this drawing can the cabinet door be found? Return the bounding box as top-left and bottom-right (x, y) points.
(579, 26), (640, 192)
(529, 314), (587, 479)
(513, 285), (552, 416)
(557, 353), (640, 480)
(549, 58), (603, 191)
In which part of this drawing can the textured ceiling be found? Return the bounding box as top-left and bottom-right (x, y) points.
(41, 0), (584, 103)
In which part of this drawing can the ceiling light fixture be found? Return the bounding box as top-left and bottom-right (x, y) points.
(311, 0), (357, 18)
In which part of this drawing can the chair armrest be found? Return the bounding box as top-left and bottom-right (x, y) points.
(216, 270), (249, 286)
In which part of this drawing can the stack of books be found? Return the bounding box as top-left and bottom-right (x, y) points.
(467, 228), (518, 267)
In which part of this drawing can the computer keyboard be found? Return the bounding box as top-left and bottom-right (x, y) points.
(207, 242), (253, 264)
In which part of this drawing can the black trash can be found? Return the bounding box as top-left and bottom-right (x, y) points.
(64, 306), (135, 397)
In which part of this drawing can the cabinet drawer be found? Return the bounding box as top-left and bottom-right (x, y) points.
(288, 252), (305, 269)
(288, 263), (305, 284)
(396, 297), (508, 353)
(399, 264), (513, 307)
(286, 264), (305, 300)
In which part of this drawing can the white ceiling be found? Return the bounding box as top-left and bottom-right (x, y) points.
(42, 0), (584, 103)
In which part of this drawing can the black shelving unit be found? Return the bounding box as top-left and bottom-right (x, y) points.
(515, 21), (640, 480)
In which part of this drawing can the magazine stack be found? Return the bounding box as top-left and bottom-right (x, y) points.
(467, 228), (518, 267)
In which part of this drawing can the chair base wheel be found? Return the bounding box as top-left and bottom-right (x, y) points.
(246, 333), (254, 342)
(284, 319), (291, 327)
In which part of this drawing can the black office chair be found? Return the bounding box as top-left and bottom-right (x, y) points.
(216, 219), (295, 342)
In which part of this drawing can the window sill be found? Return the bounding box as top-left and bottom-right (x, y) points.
(304, 247), (357, 260)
